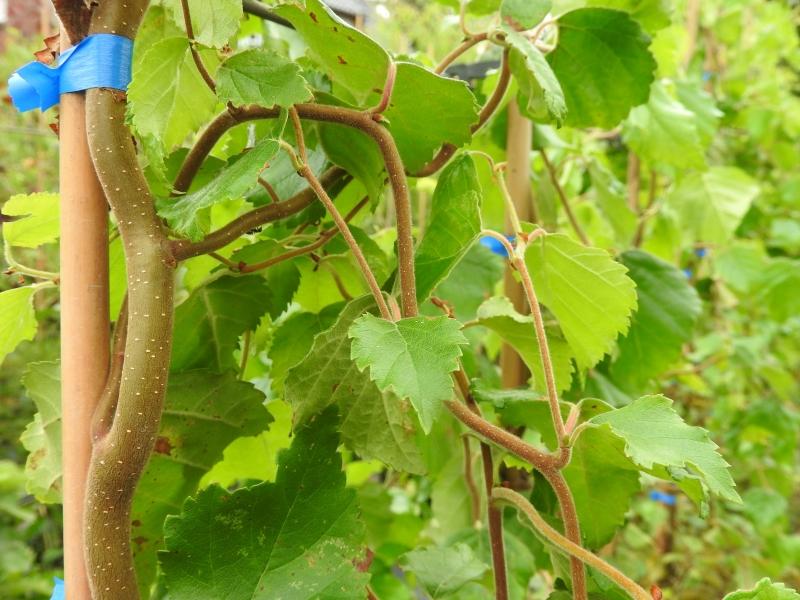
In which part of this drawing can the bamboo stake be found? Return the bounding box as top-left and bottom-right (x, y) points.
(501, 102), (532, 388)
(59, 29), (110, 600)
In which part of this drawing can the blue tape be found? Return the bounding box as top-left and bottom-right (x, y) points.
(8, 34), (133, 113)
(50, 577), (64, 600)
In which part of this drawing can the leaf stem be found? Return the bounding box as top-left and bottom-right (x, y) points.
(539, 150), (589, 245)
(179, 0), (216, 92)
(369, 60), (397, 114)
(4, 241), (59, 282)
(239, 330), (252, 379)
(288, 114), (392, 320)
(493, 488), (650, 600)
(461, 436), (481, 523)
(435, 32), (488, 74)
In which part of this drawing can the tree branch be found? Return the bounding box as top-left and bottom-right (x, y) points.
(179, 0), (216, 92)
(493, 487), (650, 600)
(83, 3), (176, 598)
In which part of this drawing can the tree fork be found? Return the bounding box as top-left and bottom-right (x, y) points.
(83, 1), (176, 598)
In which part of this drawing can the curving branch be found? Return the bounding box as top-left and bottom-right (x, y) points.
(493, 487), (651, 600)
(173, 102), (417, 316)
(415, 50), (511, 178)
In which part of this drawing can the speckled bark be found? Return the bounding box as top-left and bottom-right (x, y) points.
(82, 1), (175, 598)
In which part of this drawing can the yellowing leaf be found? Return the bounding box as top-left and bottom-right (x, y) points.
(2, 193), (60, 248)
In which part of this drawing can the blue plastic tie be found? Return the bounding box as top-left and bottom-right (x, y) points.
(480, 235), (515, 258)
(50, 577), (65, 600)
(8, 34), (133, 113)
(649, 490), (677, 506)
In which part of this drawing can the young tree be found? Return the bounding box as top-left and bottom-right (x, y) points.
(3, 0), (800, 599)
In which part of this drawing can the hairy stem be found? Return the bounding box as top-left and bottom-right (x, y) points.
(83, 3), (175, 598)
(461, 436), (481, 523)
(539, 150), (588, 245)
(435, 32), (488, 74)
(179, 0), (216, 92)
(416, 50), (511, 177)
(494, 488), (649, 600)
(540, 469), (587, 600)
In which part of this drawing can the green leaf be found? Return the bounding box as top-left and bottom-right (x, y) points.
(755, 258), (800, 323)
(547, 8), (656, 128)
(622, 82), (706, 168)
(401, 544), (489, 598)
(524, 233), (637, 371)
(160, 409), (369, 599)
(159, 136), (281, 240)
(591, 395), (740, 503)
(554, 0), (672, 32)
(475, 296), (574, 394)
(723, 579), (800, 600)
(563, 425), (641, 548)
(433, 243), (504, 322)
(473, 383), (561, 449)
(162, 0), (242, 48)
(675, 81), (722, 146)
(2, 193), (60, 248)
(384, 63), (480, 173)
(275, 0), (390, 105)
(127, 37), (219, 152)
(19, 362), (61, 504)
(611, 250), (701, 387)
(506, 31), (567, 125)
(217, 49), (312, 107)
(415, 155), (482, 302)
(171, 275), (271, 372)
(502, 0), (551, 30)
(319, 123), (385, 205)
(668, 167), (760, 245)
(0, 287), (39, 367)
(286, 296), (423, 473)
(349, 314), (468, 433)
(132, 371), (271, 595)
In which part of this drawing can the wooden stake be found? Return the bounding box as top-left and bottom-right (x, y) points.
(59, 30), (110, 600)
(501, 102), (532, 388)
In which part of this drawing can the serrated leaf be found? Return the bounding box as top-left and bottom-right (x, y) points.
(275, 0), (390, 104)
(506, 31), (566, 125)
(475, 296), (574, 394)
(622, 82), (707, 168)
(502, 0), (551, 30)
(384, 63), (480, 173)
(668, 167), (760, 245)
(132, 371), (271, 595)
(415, 155), (482, 302)
(217, 49), (312, 107)
(401, 544), (489, 598)
(349, 314), (468, 433)
(286, 296), (424, 473)
(2, 193), (60, 248)
(547, 8), (656, 128)
(171, 275), (271, 372)
(591, 395), (740, 502)
(0, 287), (39, 367)
(160, 409), (368, 599)
(524, 233), (637, 371)
(611, 250), (701, 387)
(127, 37), (219, 152)
(723, 579), (800, 600)
(160, 137), (281, 240)
(19, 362), (61, 504)
(162, 0), (242, 48)
(675, 81), (722, 146)
(563, 425), (641, 548)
